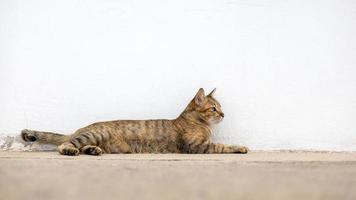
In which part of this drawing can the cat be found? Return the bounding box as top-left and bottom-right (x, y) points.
(21, 88), (249, 156)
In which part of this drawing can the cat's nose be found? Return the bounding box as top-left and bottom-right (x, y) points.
(220, 112), (224, 118)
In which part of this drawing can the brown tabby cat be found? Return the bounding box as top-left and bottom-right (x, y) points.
(21, 88), (248, 156)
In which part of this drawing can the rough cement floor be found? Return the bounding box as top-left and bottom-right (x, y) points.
(0, 151), (356, 200)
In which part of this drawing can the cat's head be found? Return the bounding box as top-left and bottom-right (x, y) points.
(184, 88), (224, 125)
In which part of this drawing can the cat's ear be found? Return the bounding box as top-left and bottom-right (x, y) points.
(194, 88), (206, 106)
(208, 88), (216, 97)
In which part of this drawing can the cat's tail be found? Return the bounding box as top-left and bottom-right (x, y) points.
(21, 129), (70, 145)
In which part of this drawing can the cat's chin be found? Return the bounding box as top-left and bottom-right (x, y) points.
(209, 118), (223, 125)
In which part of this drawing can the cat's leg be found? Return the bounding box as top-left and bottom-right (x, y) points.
(70, 131), (130, 154)
(81, 145), (103, 156)
(195, 142), (249, 154)
(70, 132), (101, 151)
(58, 142), (80, 156)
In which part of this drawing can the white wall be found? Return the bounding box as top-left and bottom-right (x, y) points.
(1, 0), (356, 151)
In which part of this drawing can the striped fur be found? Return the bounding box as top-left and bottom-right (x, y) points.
(21, 88), (249, 156)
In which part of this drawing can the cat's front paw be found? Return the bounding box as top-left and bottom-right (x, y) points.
(233, 146), (249, 154)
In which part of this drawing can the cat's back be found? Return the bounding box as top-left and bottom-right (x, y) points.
(77, 119), (178, 136)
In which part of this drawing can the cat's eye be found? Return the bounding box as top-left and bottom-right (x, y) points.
(211, 107), (217, 112)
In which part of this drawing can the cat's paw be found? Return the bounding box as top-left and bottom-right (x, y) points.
(233, 146), (249, 154)
(61, 148), (80, 156)
(82, 146), (103, 156)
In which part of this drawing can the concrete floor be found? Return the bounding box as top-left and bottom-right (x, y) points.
(0, 151), (356, 200)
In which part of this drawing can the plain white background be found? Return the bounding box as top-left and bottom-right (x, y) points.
(1, 0), (356, 150)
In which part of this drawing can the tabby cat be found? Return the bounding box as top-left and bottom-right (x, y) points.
(21, 88), (249, 156)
